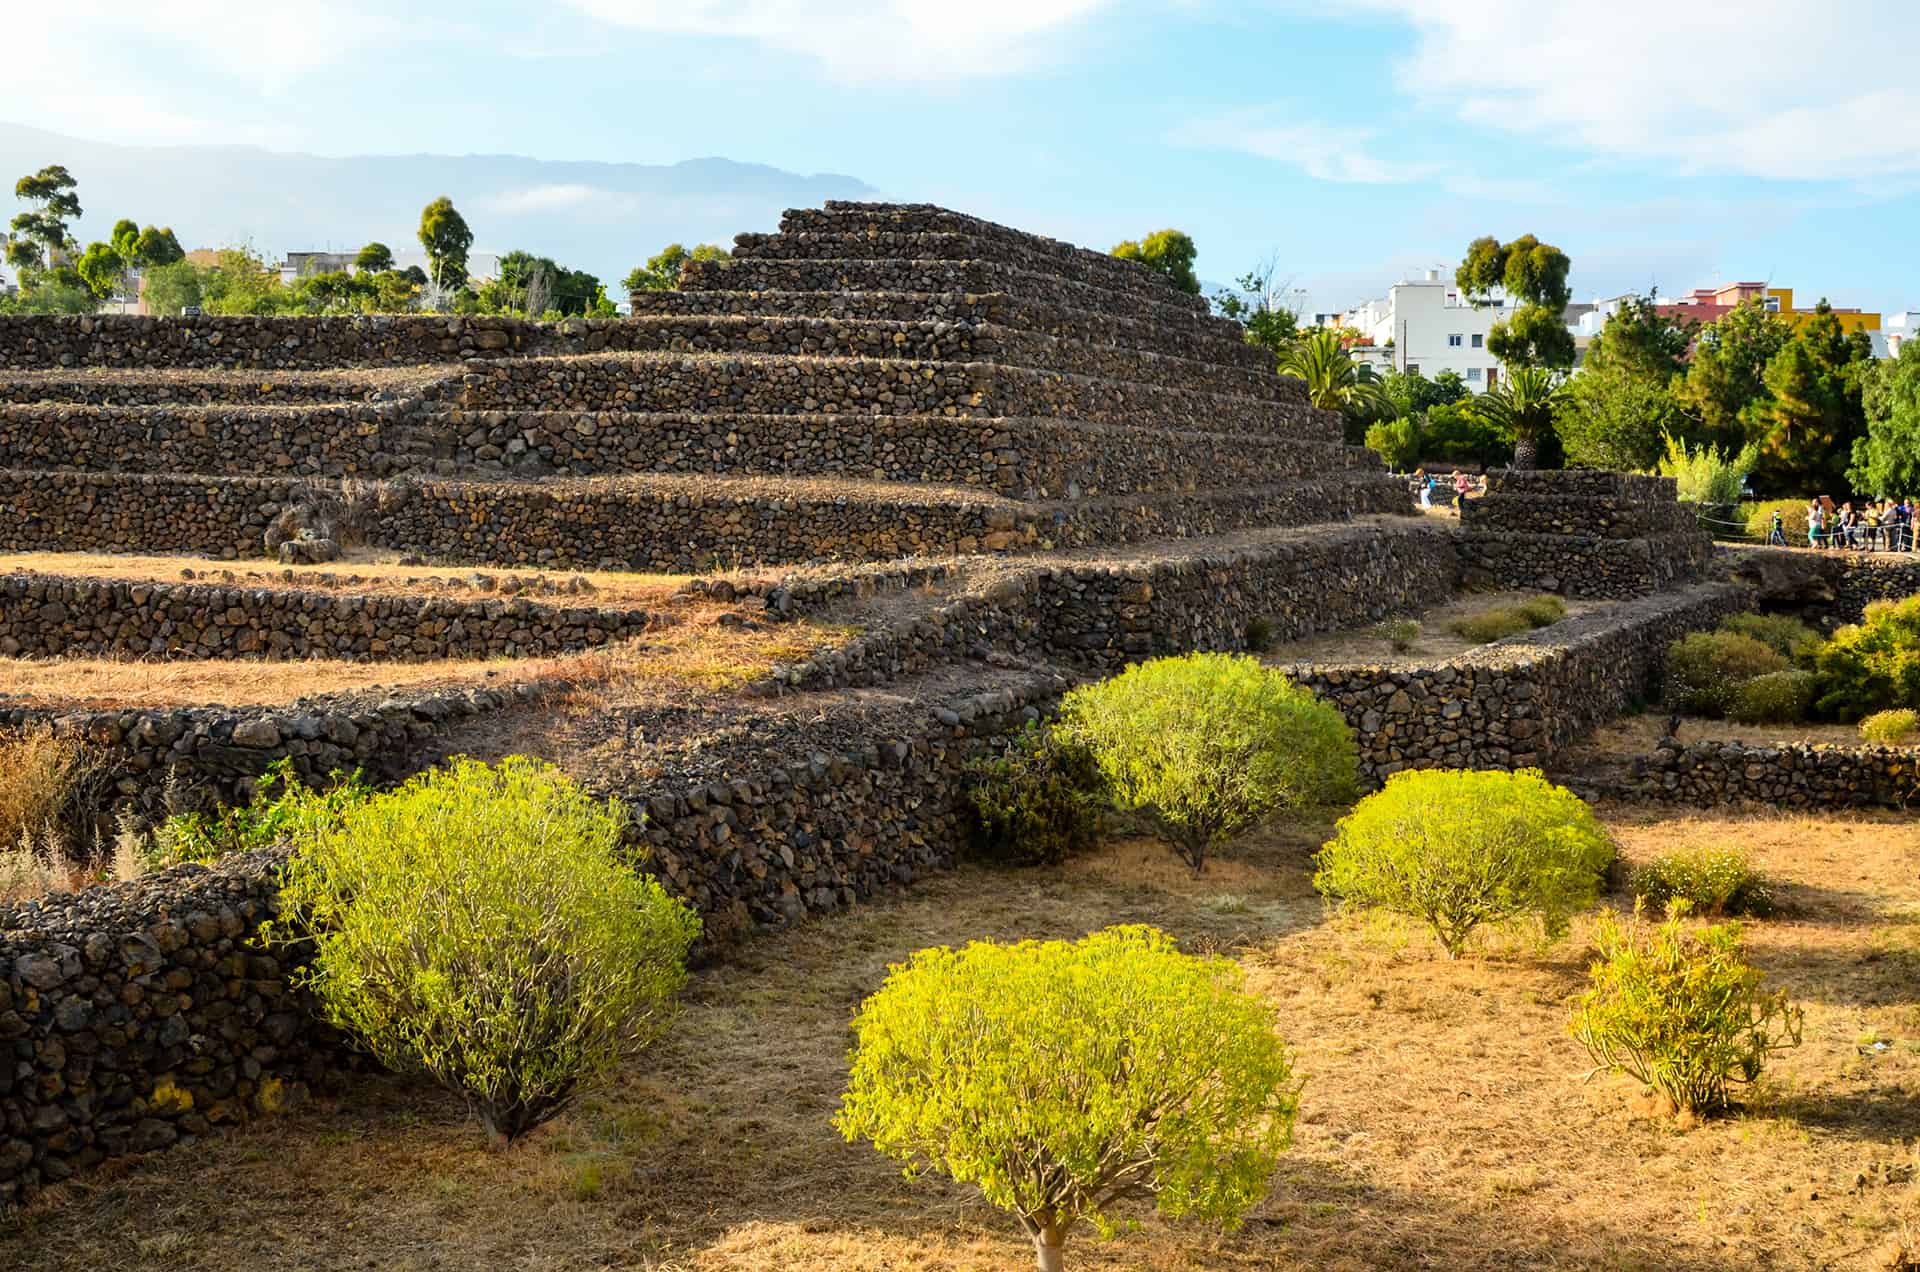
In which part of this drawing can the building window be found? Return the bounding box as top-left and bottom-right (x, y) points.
(1466, 367), (1481, 381)
(1471, 333), (1484, 348)
(1764, 296), (1781, 312)
(1448, 333), (1463, 347)
(1405, 364), (1419, 376)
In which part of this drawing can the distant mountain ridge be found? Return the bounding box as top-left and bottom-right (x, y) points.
(0, 122), (877, 291)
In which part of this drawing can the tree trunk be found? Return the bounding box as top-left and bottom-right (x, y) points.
(1032, 1228), (1067, 1272)
(1511, 434), (1540, 470)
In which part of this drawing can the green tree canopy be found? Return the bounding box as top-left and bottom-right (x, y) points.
(1456, 233), (1575, 369)
(622, 242), (729, 294)
(417, 196), (474, 292)
(1557, 298), (1691, 471)
(355, 241), (394, 273)
(74, 241), (127, 298)
(7, 163), (82, 273)
(1849, 342), (1920, 497)
(1380, 367), (1469, 418)
(1675, 299), (1792, 455)
(140, 259), (205, 316)
(131, 225), (183, 268)
(1750, 302), (1873, 495)
(1111, 229), (1200, 295)
(488, 249), (606, 316)
(110, 218), (140, 261)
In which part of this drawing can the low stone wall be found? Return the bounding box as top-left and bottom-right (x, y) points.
(1457, 531), (1717, 599)
(1281, 582), (1750, 783)
(757, 525), (1454, 692)
(0, 574), (655, 662)
(0, 848), (346, 1209)
(0, 681), (552, 828)
(1601, 738), (1920, 809)
(0, 315), (606, 370)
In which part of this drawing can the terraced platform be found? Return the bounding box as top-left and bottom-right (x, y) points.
(0, 201), (1410, 572)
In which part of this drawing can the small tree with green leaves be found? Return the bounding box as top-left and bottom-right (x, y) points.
(1571, 905), (1803, 1118)
(837, 926), (1299, 1272)
(1057, 653), (1357, 872)
(623, 242), (729, 294)
(272, 756), (699, 1147)
(417, 196), (474, 293)
(1111, 229), (1200, 295)
(1278, 329), (1393, 433)
(1314, 769), (1614, 957)
(1455, 233), (1575, 369)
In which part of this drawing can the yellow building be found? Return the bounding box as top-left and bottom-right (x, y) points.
(1664, 283), (1880, 334)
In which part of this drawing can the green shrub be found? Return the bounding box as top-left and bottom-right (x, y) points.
(273, 756), (700, 1146)
(964, 723), (1103, 867)
(1719, 613), (1820, 660)
(1057, 653), (1357, 872)
(154, 758), (375, 865)
(1658, 433), (1755, 506)
(1379, 619), (1421, 653)
(1514, 594), (1568, 626)
(1631, 846), (1775, 918)
(1448, 595), (1565, 645)
(1663, 631), (1788, 717)
(1313, 769), (1614, 958)
(1810, 595), (1920, 721)
(1742, 499), (1810, 544)
(1449, 609), (1533, 644)
(1364, 416), (1421, 471)
(836, 926), (1299, 1271)
(1861, 708), (1920, 745)
(1727, 669), (1816, 725)
(1570, 907), (1803, 1117)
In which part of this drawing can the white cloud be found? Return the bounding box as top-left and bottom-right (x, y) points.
(480, 184), (607, 213)
(561, 0), (1116, 80)
(0, 0), (410, 145)
(1170, 111), (1434, 183)
(1352, 0), (1920, 180)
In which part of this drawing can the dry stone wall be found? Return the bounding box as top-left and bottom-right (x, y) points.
(1601, 738), (1920, 809)
(0, 849), (348, 1209)
(0, 573), (654, 662)
(1281, 583), (1749, 782)
(1458, 471), (1715, 598)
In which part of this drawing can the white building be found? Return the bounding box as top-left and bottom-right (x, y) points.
(1884, 312), (1919, 358)
(1324, 270), (1518, 391)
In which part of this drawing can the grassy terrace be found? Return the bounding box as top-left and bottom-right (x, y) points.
(6, 807), (1915, 1271)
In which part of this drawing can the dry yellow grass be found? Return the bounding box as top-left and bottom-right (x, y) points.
(0, 609), (857, 709)
(1264, 591), (1610, 664)
(0, 549), (688, 606)
(5, 806), (1917, 1270)
(0, 727), (85, 847)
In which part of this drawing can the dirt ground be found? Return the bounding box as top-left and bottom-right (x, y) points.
(6, 806), (1918, 1271)
(1576, 712), (1882, 755)
(1264, 590), (1608, 665)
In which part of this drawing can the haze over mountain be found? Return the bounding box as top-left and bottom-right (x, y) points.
(0, 122), (876, 290)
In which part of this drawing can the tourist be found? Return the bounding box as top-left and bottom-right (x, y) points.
(1808, 499), (1827, 550)
(1415, 468), (1432, 509)
(1767, 510), (1786, 546)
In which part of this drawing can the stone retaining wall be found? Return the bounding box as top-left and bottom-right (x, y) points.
(1599, 737), (1920, 809)
(0, 681), (551, 828)
(756, 526), (1454, 692)
(0, 848), (346, 1209)
(1282, 583), (1749, 783)
(0, 574), (655, 662)
(1457, 531), (1717, 600)
(0, 468), (1408, 571)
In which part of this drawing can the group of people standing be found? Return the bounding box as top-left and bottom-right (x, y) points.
(1794, 497), (1915, 551)
(1412, 469), (1484, 511)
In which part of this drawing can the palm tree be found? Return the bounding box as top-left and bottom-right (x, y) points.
(1471, 364), (1569, 469)
(1277, 330), (1392, 430)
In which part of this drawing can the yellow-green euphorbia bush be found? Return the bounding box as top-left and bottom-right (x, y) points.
(1057, 652), (1357, 871)
(273, 755), (700, 1146)
(836, 926), (1299, 1272)
(1313, 768), (1613, 957)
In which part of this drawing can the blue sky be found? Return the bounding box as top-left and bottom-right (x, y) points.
(7, 1), (1918, 316)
